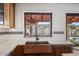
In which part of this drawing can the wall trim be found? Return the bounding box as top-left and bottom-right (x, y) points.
(0, 31), (23, 35)
(53, 31), (64, 34)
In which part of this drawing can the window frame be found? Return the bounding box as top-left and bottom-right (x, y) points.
(24, 12), (52, 37)
(66, 13), (79, 41)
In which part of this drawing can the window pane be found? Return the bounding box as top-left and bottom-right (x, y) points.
(37, 22), (50, 36)
(0, 4), (4, 25)
(0, 13), (3, 24)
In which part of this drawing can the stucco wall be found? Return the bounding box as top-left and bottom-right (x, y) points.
(12, 3), (79, 42)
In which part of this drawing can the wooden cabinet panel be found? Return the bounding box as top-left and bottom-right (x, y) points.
(10, 45), (24, 56)
(9, 44), (73, 56)
(4, 3), (15, 28)
(24, 44), (52, 53)
(4, 3), (9, 26)
(9, 3), (15, 28)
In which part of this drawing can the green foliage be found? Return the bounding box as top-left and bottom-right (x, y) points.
(70, 38), (78, 46)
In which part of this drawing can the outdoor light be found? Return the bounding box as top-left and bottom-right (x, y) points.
(72, 22), (79, 26)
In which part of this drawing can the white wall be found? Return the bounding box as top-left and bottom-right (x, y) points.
(15, 3), (79, 42)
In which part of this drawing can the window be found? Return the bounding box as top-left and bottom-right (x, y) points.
(24, 12), (52, 37)
(66, 13), (79, 46)
(0, 4), (4, 25)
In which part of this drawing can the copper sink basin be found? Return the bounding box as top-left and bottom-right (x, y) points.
(25, 41), (49, 44)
